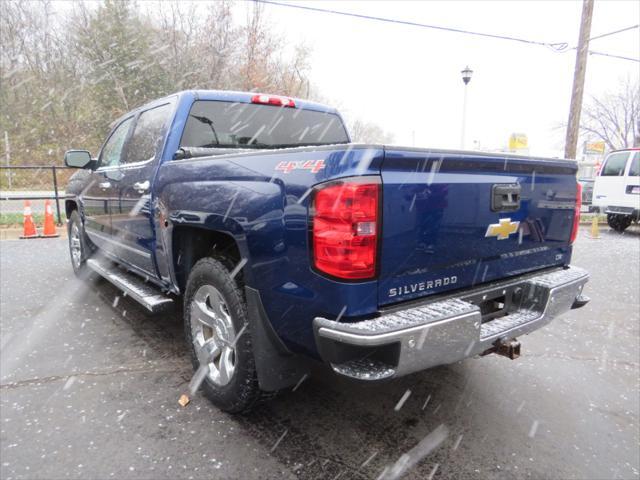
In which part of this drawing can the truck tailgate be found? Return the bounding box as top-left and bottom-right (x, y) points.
(378, 148), (578, 306)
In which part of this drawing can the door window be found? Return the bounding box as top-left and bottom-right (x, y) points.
(124, 103), (173, 164)
(99, 117), (133, 168)
(601, 152), (629, 176)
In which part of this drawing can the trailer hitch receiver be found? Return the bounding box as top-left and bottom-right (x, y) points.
(496, 338), (521, 359)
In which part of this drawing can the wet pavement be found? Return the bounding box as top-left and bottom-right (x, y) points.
(1, 226), (638, 480)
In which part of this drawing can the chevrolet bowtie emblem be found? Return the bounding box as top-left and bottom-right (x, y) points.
(485, 218), (520, 240)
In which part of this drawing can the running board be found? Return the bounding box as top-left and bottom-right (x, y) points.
(87, 258), (174, 314)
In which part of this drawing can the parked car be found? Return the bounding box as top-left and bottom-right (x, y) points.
(592, 148), (640, 232)
(64, 90), (590, 413)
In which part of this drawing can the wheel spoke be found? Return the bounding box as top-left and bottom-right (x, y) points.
(208, 290), (232, 334)
(218, 347), (234, 384)
(195, 337), (220, 366)
(193, 297), (217, 329)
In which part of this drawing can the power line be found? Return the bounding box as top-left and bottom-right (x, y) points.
(566, 25), (640, 62)
(256, 0), (569, 51)
(257, 0), (639, 62)
(588, 24), (638, 42)
(588, 50), (639, 63)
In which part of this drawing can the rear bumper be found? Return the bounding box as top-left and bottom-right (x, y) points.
(313, 266), (589, 380)
(602, 206), (639, 218)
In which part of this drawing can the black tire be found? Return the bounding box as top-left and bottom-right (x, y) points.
(183, 256), (262, 413)
(67, 210), (94, 277)
(607, 213), (631, 232)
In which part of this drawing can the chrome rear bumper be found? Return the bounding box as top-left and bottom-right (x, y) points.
(313, 266), (589, 380)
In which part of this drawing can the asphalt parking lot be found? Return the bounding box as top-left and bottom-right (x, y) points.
(1, 226), (638, 480)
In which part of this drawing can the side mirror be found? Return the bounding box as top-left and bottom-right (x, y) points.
(64, 150), (94, 169)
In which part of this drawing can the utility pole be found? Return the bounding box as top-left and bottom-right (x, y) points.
(564, 0), (594, 160)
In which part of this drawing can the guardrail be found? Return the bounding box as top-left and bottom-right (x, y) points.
(0, 166), (73, 225)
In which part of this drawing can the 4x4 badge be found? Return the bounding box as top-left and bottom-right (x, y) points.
(485, 218), (520, 240)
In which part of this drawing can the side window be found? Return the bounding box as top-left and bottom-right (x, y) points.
(100, 117), (133, 168)
(124, 103), (172, 164)
(627, 152), (639, 176)
(601, 152), (629, 176)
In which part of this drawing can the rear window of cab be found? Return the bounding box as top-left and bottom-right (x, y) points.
(179, 100), (349, 149)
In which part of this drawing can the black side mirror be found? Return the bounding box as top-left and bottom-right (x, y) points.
(64, 150), (94, 169)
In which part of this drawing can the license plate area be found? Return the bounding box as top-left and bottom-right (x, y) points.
(463, 283), (537, 324)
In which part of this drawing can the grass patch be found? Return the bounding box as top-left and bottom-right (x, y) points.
(0, 212), (45, 228)
(580, 213), (607, 224)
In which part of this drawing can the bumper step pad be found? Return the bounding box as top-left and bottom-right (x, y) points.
(322, 298), (478, 337)
(480, 309), (539, 339)
(331, 358), (396, 380)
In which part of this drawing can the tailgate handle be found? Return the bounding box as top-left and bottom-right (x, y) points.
(492, 184), (521, 212)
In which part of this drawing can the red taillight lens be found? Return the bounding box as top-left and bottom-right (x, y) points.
(251, 94), (295, 108)
(311, 180), (380, 280)
(570, 182), (582, 244)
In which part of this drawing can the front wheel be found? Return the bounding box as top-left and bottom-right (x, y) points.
(607, 213), (631, 232)
(67, 210), (94, 277)
(183, 256), (262, 413)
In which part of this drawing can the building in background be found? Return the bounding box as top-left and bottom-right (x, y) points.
(578, 139), (605, 178)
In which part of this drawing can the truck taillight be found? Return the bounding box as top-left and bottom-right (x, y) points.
(570, 182), (582, 244)
(311, 179), (380, 280)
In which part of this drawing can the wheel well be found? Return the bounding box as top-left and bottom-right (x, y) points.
(65, 200), (78, 220)
(172, 226), (242, 292)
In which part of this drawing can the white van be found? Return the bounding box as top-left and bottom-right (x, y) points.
(592, 148), (640, 232)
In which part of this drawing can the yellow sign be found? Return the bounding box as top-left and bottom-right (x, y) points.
(584, 141), (605, 154)
(509, 133), (528, 151)
(485, 218), (520, 240)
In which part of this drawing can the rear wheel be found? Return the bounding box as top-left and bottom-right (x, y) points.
(607, 213), (631, 232)
(183, 256), (262, 413)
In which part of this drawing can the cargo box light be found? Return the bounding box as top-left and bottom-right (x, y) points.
(251, 94), (295, 108)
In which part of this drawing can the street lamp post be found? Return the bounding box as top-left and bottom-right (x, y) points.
(460, 66), (473, 150)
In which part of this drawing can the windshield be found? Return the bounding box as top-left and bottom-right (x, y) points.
(179, 100), (349, 149)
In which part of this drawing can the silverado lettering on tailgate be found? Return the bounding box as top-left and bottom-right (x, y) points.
(388, 276), (458, 298)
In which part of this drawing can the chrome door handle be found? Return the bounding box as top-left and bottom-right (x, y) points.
(133, 180), (150, 193)
(98, 181), (111, 189)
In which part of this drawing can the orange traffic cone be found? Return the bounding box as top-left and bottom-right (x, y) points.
(20, 200), (38, 239)
(41, 199), (59, 238)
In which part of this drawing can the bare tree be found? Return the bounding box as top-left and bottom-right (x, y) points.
(349, 119), (395, 144)
(580, 77), (639, 150)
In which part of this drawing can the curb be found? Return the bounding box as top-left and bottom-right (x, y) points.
(0, 228), (67, 241)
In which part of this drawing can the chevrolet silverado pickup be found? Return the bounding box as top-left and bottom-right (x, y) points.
(64, 90), (590, 413)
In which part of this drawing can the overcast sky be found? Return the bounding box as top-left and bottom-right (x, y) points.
(251, 0), (639, 156)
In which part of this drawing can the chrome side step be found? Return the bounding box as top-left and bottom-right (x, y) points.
(87, 258), (174, 314)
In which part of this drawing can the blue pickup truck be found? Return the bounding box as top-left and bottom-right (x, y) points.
(64, 90), (590, 413)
